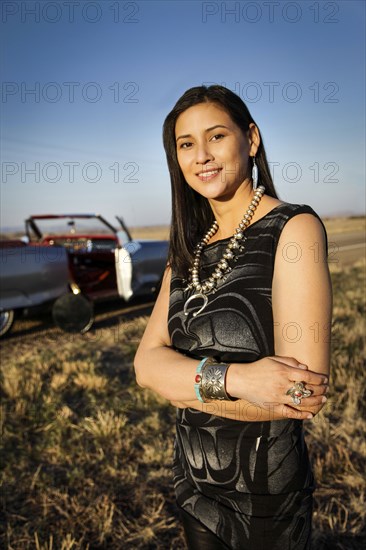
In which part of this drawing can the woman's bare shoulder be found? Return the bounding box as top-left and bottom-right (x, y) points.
(252, 196), (285, 222)
(275, 211), (328, 267)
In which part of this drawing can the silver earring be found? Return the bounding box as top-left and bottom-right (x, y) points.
(252, 157), (258, 190)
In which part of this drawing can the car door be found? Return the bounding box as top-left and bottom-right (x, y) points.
(114, 216), (140, 301)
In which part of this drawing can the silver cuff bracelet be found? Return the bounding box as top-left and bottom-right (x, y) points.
(201, 362), (238, 401)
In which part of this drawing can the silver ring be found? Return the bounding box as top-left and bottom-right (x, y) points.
(286, 382), (312, 405)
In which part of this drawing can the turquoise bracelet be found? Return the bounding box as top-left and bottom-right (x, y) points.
(194, 357), (210, 402)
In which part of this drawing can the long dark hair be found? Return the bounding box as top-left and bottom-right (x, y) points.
(163, 85), (278, 278)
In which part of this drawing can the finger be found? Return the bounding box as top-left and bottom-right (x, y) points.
(285, 383), (328, 400)
(287, 395), (327, 408)
(287, 368), (328, 386)
(271, 356), (308, 369)
(274, 405), (313, 420)
(304, 383), (329, 396)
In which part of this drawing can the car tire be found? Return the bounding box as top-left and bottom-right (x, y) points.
(52, 293), (94, 334)
(0, 309), (15, 337)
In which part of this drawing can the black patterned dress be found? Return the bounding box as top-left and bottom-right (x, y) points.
(167, 203), (328, 550)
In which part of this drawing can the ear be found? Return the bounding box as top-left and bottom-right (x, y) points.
(248, 123), (260, 157)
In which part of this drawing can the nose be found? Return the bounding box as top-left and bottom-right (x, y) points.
(195, 142), (214, 165)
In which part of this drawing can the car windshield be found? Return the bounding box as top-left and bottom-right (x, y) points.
(30, 216), (116, 237)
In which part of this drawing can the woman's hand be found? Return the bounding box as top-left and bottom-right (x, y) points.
(226, 355), (328, 418)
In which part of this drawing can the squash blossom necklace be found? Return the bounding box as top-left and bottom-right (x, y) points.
(184, 185), (266, 317)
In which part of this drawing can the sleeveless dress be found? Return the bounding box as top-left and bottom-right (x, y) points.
(167, 203), (328, 550)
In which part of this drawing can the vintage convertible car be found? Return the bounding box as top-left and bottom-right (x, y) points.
(0, 214), (169, 337)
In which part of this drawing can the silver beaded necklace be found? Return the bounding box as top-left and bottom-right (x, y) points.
(183, 185), (266, 317)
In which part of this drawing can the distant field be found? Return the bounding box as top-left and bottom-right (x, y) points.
(322, 216), (365, 235)
(2, 215), (364, 242)
(130, 216), (365, 240)
(129, 224), (170, 240)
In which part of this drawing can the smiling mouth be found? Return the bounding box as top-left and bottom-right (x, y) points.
(197, 168), (222, 180)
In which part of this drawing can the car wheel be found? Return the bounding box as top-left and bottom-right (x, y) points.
(0, 309), (15, 337)
(52, 293), (94, 334)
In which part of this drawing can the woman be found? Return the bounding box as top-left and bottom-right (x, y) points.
(134, 85), (332, 549)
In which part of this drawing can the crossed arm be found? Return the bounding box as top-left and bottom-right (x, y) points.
(134, 214), (332, 421)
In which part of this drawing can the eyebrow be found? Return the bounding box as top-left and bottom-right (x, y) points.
(175, 124), (230, 142)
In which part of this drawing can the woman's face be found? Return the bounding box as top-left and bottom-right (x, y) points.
(175, 102), (258, 201)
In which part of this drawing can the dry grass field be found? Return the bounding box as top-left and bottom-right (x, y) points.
(0, 218), (365, 549)
(321, 216), (364, 235)
(128, 216), (365, 240)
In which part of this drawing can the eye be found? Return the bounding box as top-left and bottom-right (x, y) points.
(210, 133), (225, 141)
(179, 141), (193, 149)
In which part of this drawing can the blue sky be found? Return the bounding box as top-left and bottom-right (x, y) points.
(1, 0), (365, 230)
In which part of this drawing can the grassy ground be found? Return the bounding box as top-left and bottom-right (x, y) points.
(1, 260), (365, 549)
(321, 216), (364, 235)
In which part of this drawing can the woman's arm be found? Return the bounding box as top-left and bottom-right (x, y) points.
(134, 266), (199, 402)
(271, 212), (332, 415)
